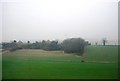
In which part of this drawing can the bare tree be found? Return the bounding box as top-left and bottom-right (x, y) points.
(102, 38), (107, 46)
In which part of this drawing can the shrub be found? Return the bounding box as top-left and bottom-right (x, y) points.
(62, 38), (85, 55)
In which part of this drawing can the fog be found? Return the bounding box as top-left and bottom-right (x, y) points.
(1, 0), (119, 45)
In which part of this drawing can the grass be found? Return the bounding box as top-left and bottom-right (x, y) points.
(2, 45), (118, 79)
(0, 52), (2, 80)
(84, 45), (118, 63)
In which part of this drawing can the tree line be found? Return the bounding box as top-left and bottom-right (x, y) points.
(2, 38), (91, 55)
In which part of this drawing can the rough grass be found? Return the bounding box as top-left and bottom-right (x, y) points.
(0, 52), (2, 80)
(2, 45), (118, 79)
(84, 45), (118, 63)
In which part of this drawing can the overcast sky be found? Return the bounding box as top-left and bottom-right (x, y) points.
(0, 0), (119, 44)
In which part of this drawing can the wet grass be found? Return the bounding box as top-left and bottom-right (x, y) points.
(2, 45), (118, 79)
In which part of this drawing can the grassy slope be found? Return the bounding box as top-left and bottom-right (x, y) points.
(2, 46), (118, 79)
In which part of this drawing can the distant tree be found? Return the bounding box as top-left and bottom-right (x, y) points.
(2, 42), (11, 50)
(17, 40), (23, 49)
(95, 42), (97, 45)
(41, 40), (46, 50)
(9, 40), (19, 52)
(85, 41), (91, 46)
(21, 41), (31, 49)
(0, 43), (2, 49)
(27, 41), (30, 44)
(48, 41), (58, 50)
(26, 41), (31, 49)
(2, 38), (88, 53)
(102, 38), (107, 46)
(62, 38), (86, 55)
(13, 40), (17, 43)
(31, 41), (41, 49)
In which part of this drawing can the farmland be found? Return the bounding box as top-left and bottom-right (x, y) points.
(2, 45), (118, 79)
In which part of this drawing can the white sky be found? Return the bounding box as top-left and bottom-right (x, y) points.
(0, 0), (119, 44)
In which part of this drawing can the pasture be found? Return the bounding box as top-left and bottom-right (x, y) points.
(0, 52), (2, 80)
(2, 45), (118, 79)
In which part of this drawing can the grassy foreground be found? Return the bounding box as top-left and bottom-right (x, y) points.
(0, 52), (2, 80)
(2, 45), (118, 79)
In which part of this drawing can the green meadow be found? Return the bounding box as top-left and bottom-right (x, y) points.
(0, 52), (2, 80)
(2, 45), (118, 79)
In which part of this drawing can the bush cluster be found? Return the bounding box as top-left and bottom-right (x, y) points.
(2, 38), (90, 55)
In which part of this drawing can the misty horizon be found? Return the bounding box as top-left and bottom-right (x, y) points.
(0, 0), (119, 45)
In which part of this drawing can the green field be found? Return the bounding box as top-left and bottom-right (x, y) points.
(2, 45), (118, 79)
(0, 52), (2, 80)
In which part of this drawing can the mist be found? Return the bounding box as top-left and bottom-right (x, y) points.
(1, 0), (119, 45)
